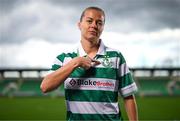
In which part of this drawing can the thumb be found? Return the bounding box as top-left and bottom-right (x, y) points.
(91, 59), (101, 66)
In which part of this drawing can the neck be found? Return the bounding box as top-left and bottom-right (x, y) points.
(81, 39), (100, 58)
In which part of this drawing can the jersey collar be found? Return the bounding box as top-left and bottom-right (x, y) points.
(77, 39), (106, 57)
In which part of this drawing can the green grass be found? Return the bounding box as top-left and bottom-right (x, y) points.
(0, 96), (180, 120)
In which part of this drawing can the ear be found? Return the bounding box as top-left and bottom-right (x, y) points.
(77, 22), (81, 30)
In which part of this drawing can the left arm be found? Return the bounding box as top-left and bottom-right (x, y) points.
(124, 95), (138, 121)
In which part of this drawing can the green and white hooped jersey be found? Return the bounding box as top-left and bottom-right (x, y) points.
(50, 41), (138, 121)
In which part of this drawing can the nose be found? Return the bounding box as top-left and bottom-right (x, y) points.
(90, 21), (98, 29)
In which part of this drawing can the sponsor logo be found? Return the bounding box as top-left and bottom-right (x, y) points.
(69, 79), (114, 88)
(69, 79), (76, 86)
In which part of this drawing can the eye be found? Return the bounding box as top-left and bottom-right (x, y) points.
(97, 21), (103, 26)
(97, 22), (103, 26)
(86, 20), (92, 23)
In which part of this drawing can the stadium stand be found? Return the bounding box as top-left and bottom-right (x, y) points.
(0, 68), (180, 97)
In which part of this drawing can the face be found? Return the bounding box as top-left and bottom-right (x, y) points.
(78, 9), (105, 43)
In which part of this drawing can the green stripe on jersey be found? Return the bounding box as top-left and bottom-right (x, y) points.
(57, 53), (66, 62)
(106, 51), (126, 65)
(65, 89), (118, 102)
(67, 111), (121, 121)
(70, 67), (118, 80)
(51, 64), (61, 71)
(119, 73), (134, 88)
(57, 52), (77, 62)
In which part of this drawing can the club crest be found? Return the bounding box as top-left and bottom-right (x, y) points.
(102, 55), (113, 68)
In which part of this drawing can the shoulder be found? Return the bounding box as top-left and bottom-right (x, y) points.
(55, 46), (78, 62)
(105, 46), (124, 58)
(105, 46), (126, 64)
(56, 51), (77, 61)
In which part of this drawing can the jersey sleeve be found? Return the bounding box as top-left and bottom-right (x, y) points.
(118, 53), (138, 98)
(47, 53), (66, 74)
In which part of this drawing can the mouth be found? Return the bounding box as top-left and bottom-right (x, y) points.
(88, 31), (97, 36)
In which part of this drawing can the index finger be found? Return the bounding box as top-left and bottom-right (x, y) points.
(91, 59), (101, 65)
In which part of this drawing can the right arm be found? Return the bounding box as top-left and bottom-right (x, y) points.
(40, 57), (99, 93)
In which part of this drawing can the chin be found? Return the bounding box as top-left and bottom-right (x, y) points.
(88, 37), (97, 41)
(88, 35), (99, 40)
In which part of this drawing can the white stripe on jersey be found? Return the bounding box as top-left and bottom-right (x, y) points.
(120, 82), (138, 97)
(119, 63), (130, 77)
(63, 57), (72, 65)
(54, 57), (63, 66)
(61, 57), (120, 69)
(66, 101), (119, 114)
(95, 57), (119, 69)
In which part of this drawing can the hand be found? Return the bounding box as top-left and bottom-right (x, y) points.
(90, 59), (101, 67)
(73, 57), (101, 70)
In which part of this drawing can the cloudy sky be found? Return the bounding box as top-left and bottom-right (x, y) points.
(0, 0), (180, 68)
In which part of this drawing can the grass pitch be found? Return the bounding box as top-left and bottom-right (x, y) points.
(0, 96), (180, 120)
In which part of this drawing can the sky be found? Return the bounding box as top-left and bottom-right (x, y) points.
(0, 0), (180, 68)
